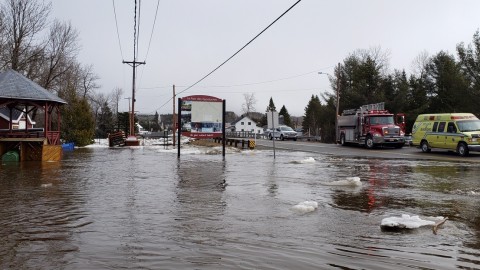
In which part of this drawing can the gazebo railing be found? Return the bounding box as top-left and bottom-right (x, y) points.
(46, 131), (60, 145)
(0, 128), (45, 139)
(0, 129), (61, 145)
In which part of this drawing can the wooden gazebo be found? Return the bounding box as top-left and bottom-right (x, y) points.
(0, 69), (67, 161)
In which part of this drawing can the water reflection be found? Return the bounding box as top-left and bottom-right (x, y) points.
(175, 159), (227, 245)
(1, 148), (480, 269)
(0, 161), (87, 269)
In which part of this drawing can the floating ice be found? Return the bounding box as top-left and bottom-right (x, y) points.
(291, 201), (318, 214)
(323, 177), (361, 186)
(380, 214), (444, 229)
(290, 157), (315, 164)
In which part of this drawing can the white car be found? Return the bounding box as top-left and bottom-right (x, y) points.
(268, 125), (298, 141)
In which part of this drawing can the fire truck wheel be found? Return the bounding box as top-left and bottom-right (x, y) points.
(420, 140), (431, 153)
(457, 142), (469, 157)
(340, 134), (346, 146)
(365, 135), (374, 149)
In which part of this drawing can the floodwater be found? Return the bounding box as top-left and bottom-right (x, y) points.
(1, 143), (480, 269)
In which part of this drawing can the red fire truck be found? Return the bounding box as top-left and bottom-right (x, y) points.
(337, 102), (406, 149)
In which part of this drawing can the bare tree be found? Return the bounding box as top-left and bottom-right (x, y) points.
(89, 92), (110, 129)
(79, 64), (100, 99)
(241, 92), (256, 116)
(411, 50), (430, 77)
(110, 87), (124, 116)
(0, 7), (6, 56)
(356, 46), (391, 75)
(0, 0), (51, 71)
(39, 20), (80, 90)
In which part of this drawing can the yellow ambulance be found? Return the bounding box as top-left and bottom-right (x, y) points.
(411, 113), (480, 156)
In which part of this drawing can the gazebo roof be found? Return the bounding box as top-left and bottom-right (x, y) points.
(0, 69), (67, 105)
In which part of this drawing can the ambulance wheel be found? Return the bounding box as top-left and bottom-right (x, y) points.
(457, 142), (469, 157)
(420, 140), (431, 153)
(340, 134), (346, 146)
(365, 135), (374, 149)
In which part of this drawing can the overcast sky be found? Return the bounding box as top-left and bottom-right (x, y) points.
(50, 0), (480, 116)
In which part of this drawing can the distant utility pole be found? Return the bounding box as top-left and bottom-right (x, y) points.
(172, 85), (176, 146)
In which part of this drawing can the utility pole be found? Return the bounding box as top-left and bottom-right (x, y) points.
(122, 0), (145, 146)
(123, 60), (145, 138)
(335, 62), (341, 143)
(172, 85), (176, 146)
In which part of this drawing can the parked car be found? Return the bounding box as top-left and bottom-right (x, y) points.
(295, 128), (304, 137)
(268, 125), (298, 141)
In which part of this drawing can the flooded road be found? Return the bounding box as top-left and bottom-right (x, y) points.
(1, 145), (480, 269)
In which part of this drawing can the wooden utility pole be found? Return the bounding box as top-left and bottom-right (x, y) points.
(122, 0), (145, 145)
(123, 60), (145, 137)
(172, 85), (176, 146)
(335, 62), (341, 143)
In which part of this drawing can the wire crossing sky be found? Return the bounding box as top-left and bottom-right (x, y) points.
(51, 0), (480, 116)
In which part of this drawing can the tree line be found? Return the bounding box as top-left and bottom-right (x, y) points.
(0, 0), (129, 146)
(2, 1), (479, 145)
(301, 31), (480, 143)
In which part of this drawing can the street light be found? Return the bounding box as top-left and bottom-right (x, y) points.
(319, 68), (340, 143)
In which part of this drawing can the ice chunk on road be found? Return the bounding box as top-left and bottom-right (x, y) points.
(291, 201), (318, 214)
(380, 214), (442, 229)
(323, 177), (361, 186)
(290, 157), (315, 164)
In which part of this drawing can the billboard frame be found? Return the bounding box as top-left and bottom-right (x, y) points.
(177, 95), (226, 158)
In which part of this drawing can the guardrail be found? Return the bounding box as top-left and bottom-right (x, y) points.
(213, 137), (256, 149)
(225, 131), (267, 139)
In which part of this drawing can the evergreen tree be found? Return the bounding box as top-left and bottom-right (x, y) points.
(302, 95), (323, 137)
(319, 95), (337, 143)
(457, 30), (480, 115)
(279, 105), (292, 127)
(424, 51), (470, 113)
(61, 95), (95, 146)
(96, 101), (114, 138)
(117, 112), (130, 134)
(338, 49), (387, 111)
(152, 111), (160, 131)
(266, 97), (276, 112)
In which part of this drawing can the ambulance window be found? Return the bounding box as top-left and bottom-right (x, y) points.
(437, 122), (446, 132)
(447, 122), (457, 133)
(432, 122), (438, 132)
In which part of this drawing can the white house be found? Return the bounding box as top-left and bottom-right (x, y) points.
(231, 115), (263, 134)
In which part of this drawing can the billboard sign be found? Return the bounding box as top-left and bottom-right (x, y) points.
(180, 95), (223, 138)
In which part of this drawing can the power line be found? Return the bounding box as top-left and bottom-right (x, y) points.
(139, 66), (333, 90)
(136, 0), (142, 60)
(112, 0), (124, 60)
(153, 0), (303, 113)
(137, 0), (161, 90)
(177, 0), (302, 96)
(144, 0), (161, 61)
